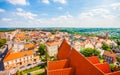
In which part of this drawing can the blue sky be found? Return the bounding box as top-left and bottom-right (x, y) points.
(0, 0), (120, 28)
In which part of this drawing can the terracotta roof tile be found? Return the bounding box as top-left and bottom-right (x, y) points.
(87, 56), (100, 64)
(48, 68), (73, 75)
(58, 39), (71, 60)
(48, 59), (69, 70)
(3, 50), (34, 62)
(46, 41), (61, 46)
(24, 43), (35, 49)
(95, 62), (111, 74)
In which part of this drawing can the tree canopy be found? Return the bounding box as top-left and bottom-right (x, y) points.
(16, 70), (25, 75)
(116, 55), (120, 63)
(80, 48), (100, 57)
(0, 38), (6, 48)
(38, 44), (46, 56)
(102, 43), (112, 52)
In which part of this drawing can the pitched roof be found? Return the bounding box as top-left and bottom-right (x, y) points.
(24, 43), (35, 49)
(47, 59), (69, 70)
(68, 48), (104, 75)
(103, 51), (117, 63)
(58, 39), (71, 60)
(47, 39), (120, 75)
(87, 56), (100, 64)
(103, 51), (116, 57)
(3, 50), (34, 62)
(46, 41), (61, 46)
(95, 62), (111, 74)
(106, 71), (120, 75)
(48, 68), (73, 75)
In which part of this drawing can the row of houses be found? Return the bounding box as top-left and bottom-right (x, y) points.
(46, 39), (120, 75)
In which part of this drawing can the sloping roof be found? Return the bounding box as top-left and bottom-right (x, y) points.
(68, 48), (104, 75)
(103, 51), (117, 63)
(47, 59), (69, 70)
(24, 43), (35, 49)
(48, 68), (73, 75)
(105, 71), (120, 75)
(58, 39), (71, 60)
(103, 51), (116, 57)
(87, 56), (100, 64)
(95, 62), (111, 74)
(46, 41), (61, 46)
(47, 39), (120, 75)
(3, 50), (34, 62)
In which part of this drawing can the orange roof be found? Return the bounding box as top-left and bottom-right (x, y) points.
(103, 51), (116, 57)
(24, 43), (35, 49)
(95, 62), (111, 74)
(48, 59), (69, 70)
(103, 51), (117, 63)
(16, 33), (25, 40)
(68, 48), (104, 75)
(106, 71), (120, 75)
(3, 50), (34, 62)
(58, 39), (71, 60)
(48, 68), (73, 75)
(47, 39), (120, 75)
(87, 56), (100, 64)
(46, 41), (61, 46)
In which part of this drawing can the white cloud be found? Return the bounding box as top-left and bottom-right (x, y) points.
(16, 8), (23, 12)
(53, 0), (67, 4)
(91, 8), (110, 15)
(58, 7), (63, 10)
(79, 8), (112, 20)
(1, 18), (12, 21)
(1, 2), (120, 28)
(42, 0), (50, 4)
(111, 3), (120, 10)
(0, 8), (5, 12)
(16, 8), (37, 20)
(7, 0), (29, 5)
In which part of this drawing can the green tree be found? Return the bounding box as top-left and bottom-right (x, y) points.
(102, 43), (112, 52)
(38, 44), (46, 57)
(116, 55), (120, 63)
(94, 49), (101, 56)
(116, 40), (120, 45)
(20, 71), (25, 75)
(38, 44), (50, 67)
(16, 70), (21, 75)
(80, 48), (100, 57)
(51, 30), (56, 34)
(110, 64), (115, 72)
(0, 39), (6, 48)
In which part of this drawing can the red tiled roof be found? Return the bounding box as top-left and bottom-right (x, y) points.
(106, 71), (120, 75)
(103, 51), (116, 57)
(48, 59), (69, 70)
(47, 39), (120, 75)
(3, 50), (34, 62)
(46, 41), (61, 46)
(95, 62), (111, 74)
(48, 68), (73, 75)
(103, 51), (117, 63)
(68, 48), (104, 75)
(58, 39), (71, 60)
(87, 56), (100, 64)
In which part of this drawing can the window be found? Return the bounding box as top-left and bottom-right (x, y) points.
(7, 62), (9, 65)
